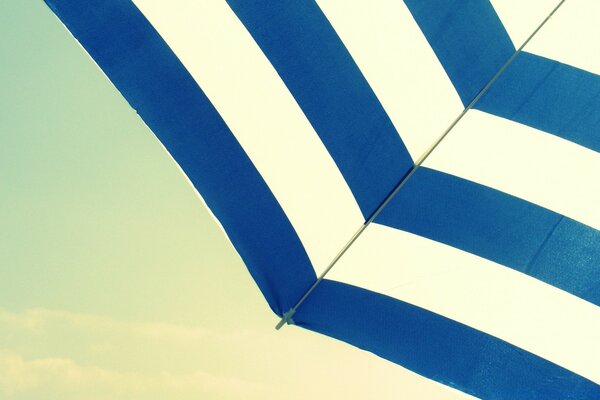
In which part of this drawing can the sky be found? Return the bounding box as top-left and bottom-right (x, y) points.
(0, 2), (470, 399)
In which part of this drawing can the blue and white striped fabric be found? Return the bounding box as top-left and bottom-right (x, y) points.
(44, 0), (600, 398)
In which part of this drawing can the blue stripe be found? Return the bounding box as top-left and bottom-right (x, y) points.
(403, 0), (515, 105)
(226, 0), (414, 218)
(376, 168), (600, 306)
(477, 52), (600, 152)
(44, 0), (316, 315)
(296, 279), (600, 399)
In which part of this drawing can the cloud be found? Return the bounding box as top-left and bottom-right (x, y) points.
(0, 308), (281, 400)
(0, 350), (277, 400)
(0, 308), (211, 340)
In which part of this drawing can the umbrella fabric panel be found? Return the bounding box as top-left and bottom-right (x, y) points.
(424, 109), (600, 232)
(128, 0), (367, 276)
(375, 167), (600, 306)
(295, 279), (600, 400)
(43, 0), (317, 315)
(327, 222), (600, 385)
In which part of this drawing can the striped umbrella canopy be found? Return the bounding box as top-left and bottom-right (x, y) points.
(43, 0), (600, 398)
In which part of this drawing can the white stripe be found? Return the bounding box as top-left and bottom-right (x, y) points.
(329, 223), (600, 383)
(492, 0), (600, 75)
(131, 0), (364, 274)
(424, 110), (600, 231)
(315, 0), (463, 159)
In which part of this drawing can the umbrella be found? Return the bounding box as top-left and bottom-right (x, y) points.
(43, 0), (600, 398)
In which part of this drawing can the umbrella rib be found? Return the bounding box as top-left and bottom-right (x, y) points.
(275, 0), (568, 330)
